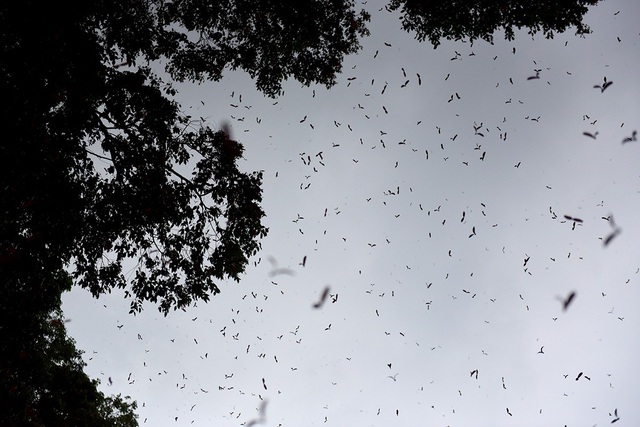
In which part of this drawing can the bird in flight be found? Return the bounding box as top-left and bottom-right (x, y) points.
(387, 373), (398, 381)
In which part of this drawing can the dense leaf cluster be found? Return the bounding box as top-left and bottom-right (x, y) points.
(388, 0), (598, 47)
(0, 273), (138, 426)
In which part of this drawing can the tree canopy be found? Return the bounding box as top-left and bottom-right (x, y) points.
(0, 0), (374, 316)
(0, 272), (138, 426)
(388, 0), (598, 47)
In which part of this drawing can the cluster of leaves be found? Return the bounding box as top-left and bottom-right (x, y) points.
(0, 272), (138, 426)
(388, 0), (599, 47)
(163, 0), (371, 95)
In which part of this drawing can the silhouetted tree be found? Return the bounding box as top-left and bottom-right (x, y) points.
(1, 0), (371, 313)
(388, 0), (598, 47)
(0, 273), (138, 426)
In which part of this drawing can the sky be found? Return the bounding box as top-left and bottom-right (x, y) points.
(63, 1), (640, 426)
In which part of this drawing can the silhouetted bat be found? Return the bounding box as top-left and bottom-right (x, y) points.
(593, 77), (613, 92)
(313, 286), (330, 309)
(563, 215), (583, 223)
(562, 291), (576, 311)
(622, 130), (637, 144)
(604, 229), (621, 247)
(611, 408), (620, 423)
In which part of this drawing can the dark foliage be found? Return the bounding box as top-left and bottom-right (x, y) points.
(1, 0), (370, 314)
(0, 274), (138, 426)
(388, 0), (599, 47)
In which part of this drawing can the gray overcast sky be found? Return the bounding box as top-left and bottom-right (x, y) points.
(63, 1), (640, 426)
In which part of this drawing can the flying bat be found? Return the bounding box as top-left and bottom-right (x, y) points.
(563, 215), (583, 223)
(558, 291), (576, 311)
(611, 408), (620, 423)
(527, 70), (540, 80)
(603, 229), (621, 246)
(593, 77), (613, 92)
(560, 291), (576, 311)
(622, 130), (637, 144)
(313, 286), (330, 309)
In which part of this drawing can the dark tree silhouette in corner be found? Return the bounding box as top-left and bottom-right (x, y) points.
(0, 271), (138, 426)
(1, 0), (370, 316)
